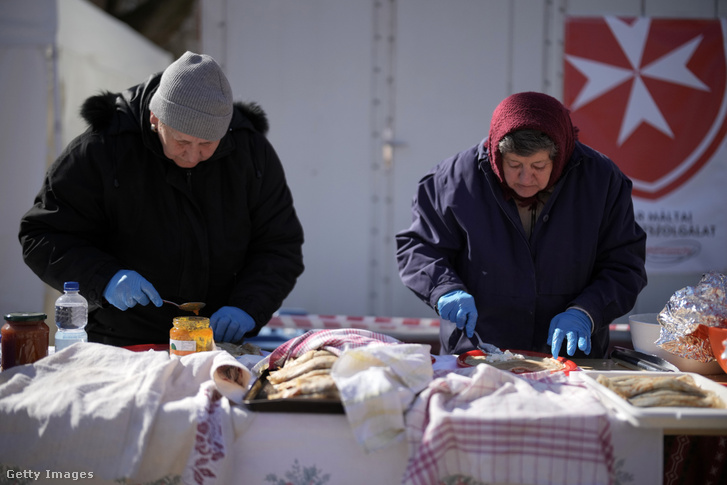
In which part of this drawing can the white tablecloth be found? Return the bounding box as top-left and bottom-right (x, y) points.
(0, 345), (663, 485)
(223, 392), (662, 485)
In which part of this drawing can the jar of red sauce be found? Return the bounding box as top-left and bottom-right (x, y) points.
(1, 312), (49, 370)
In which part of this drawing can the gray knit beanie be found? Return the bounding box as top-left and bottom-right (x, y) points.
(150, 51), (233, 141)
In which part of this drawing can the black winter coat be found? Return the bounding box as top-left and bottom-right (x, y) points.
(19, 73), (304, 346)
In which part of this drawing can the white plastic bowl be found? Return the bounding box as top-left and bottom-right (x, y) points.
(628, 313), (723, 375)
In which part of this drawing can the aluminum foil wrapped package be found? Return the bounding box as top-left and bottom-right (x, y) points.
(656, 272), (727, 362)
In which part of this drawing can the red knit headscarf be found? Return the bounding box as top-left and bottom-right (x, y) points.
(486, 92), (578, 205)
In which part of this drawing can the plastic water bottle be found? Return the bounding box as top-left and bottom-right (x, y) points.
(54, 281), (88, 351)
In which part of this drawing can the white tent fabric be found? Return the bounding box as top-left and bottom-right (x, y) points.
(0, 0), (58, 317)
(0, 0), (172, 327)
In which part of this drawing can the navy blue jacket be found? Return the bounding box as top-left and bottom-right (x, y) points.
(396, 141), (647, 357)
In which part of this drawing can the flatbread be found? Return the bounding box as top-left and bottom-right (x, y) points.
(596, 374), (725, 408)
(267, 373), (339, 400)
(268, 354), (338, 384)
(465, 353), (565, 374)
(264, 350), (340, 401)
(282, 349), (334, 368)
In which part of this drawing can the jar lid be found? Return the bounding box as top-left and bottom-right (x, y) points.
(4, 312), (47, 322)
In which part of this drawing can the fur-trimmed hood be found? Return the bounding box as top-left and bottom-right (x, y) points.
(79, 72), (269, 137)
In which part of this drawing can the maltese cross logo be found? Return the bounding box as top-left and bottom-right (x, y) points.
(564, 17), (727, 199)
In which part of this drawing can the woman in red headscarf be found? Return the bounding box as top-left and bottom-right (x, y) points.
(396, 92), (647, 357)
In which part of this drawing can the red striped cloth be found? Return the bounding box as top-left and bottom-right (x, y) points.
(266, 314), (441, 333)
(402, 365), (614, 485)
(267, 328), (402, 370)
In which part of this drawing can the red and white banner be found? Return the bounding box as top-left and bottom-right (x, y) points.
(564, 17), (727, 273)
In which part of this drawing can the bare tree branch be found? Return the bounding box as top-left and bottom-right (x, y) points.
(86, 0), (198, 56)
(119, 0), (196, 48)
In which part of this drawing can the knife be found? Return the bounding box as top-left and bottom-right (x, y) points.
(471, 330), (504, 354)
(610, 346), (679, 372)
(450, 326), (503, 354)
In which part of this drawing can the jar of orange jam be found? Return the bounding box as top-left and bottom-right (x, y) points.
(169, 316), (214, 356)
(2, 312), (49, 370)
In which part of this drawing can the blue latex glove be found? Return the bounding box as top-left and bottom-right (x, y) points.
(437, 290), (478, 338)
(547, 308), (592, 357)
(103, 270), (162, 311)
(210, 306), (256, 343)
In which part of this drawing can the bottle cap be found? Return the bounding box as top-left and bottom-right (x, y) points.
(64, 281), (80, 291)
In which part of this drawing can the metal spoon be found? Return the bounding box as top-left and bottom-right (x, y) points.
(163, 300), (206, 314)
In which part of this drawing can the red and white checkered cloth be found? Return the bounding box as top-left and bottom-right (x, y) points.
(267, 328), (402, 370)
(402, 365), (614, 485)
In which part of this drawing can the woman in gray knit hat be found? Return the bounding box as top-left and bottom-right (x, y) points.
(19, 51), (305, 346)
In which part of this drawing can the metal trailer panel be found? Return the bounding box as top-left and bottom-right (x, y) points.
(201, 0), (726, 321)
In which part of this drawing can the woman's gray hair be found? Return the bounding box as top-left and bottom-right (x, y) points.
(498, 129), (557, 160)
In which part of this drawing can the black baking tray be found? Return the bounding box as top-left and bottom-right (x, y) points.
(242, 368), (344, 414)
